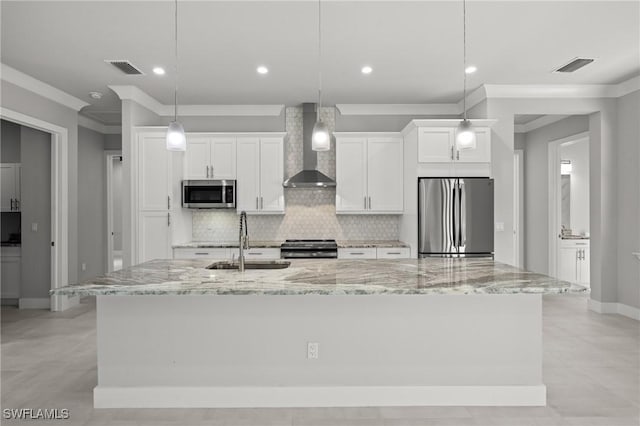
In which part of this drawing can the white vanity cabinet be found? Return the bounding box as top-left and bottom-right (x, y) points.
(334, 133), (403, 214)
(558, 240), (590, 287)
(184, 136), (236, 180)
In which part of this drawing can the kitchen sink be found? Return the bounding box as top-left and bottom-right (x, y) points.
(206, 260), (291, 270)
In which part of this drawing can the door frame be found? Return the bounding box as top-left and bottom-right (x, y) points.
(105, 150), (122, 272)
(513, 150), (524, 268)
(548, 131), (589, 278)
(1, 107), (73, 311)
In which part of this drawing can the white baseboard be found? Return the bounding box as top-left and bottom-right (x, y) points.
(588, 299), (640, 321)
(18, 298), (50, 309)
(94, 385), (547, 408)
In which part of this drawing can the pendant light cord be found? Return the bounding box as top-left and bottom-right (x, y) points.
(317, 0), (322, 122)
(174, 0), (179, 122)
(462, 0), (467, 121)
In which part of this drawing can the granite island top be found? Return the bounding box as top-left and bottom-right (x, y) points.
(51, 258), (585, 297)
(173, 240), (409, 249)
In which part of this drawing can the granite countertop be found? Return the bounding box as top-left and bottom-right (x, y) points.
(51, 258), (584, 297)
(174, 240), (409, 249)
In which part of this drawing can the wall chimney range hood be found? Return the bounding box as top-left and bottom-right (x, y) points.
(283, 103), (336, 188)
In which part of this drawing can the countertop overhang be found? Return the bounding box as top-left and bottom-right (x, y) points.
(51, 258), (584, 297)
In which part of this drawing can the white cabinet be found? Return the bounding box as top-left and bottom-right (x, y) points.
(185, 136), (236, 180)
(338, 247), (411, 259)
(376, 247), (411, 259)
(137, 132), (173, 263)
(335, 134), (403, 214)
(231, 248), (281, 260)
(0, 247), (21, 298)
(418, 127), (491, 164)
(173, 248), (230, 259)
(236, 137), (284, 214)
(1, 163), (21, 212)
(558, 240), (590, 287)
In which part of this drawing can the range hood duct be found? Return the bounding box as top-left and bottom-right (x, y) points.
(283, 103), (336, 188)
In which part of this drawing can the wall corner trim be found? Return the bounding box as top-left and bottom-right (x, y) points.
(108, 85), (284, 117)
(1, 63), (90, 111)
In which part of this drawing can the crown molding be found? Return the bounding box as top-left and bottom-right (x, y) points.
(614, 75), (640, 97)
(514, 115), (569, 134)
(108, 85), (284, 117)
(78, 114), (121, 134)
(1, 63), (90, 111)
(335, 104), (460, 116)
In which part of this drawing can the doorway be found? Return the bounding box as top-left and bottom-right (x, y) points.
(106, 151), (123, 272)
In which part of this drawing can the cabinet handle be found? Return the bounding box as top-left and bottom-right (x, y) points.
(210, 165), (214, 178)
(364, 196), (367, 209)
(194, 252), (209, 256)
(256, 197), (259, 210)
(10, 198), (14, 210)
(387, 252), (401, 255)
(207, 165), (211, 178)
(451, 146), (454, 160)
(16, 199), (19, 210)
(248, 252), (262, 255)
(260, 197), (263, 210)
(368, 196), (372, 210)
(456, 150), (460, 160)
(168, 212), (171, 227)
(168, 195), (171, 210)
(351, 252), (365, 255)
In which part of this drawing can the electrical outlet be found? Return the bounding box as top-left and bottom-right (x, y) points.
(31, 222), (38, 232)
(307, 342), (319, 359)
(81, 263), (86, 271)
(496, 222), (505, 232)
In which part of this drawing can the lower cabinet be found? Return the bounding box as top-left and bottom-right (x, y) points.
(1, 247), (21, 299)
(173, 247), (281, 260)
(558, 241), (590, 287)
(338, 247), (411, 260)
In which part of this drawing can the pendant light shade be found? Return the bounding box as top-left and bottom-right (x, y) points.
(166, 0), (186, 152)
(166, 121), (186, 151)
(457, 0), (476, 151)
(312, 120), (330, 151)
(456, 119), (476, 150)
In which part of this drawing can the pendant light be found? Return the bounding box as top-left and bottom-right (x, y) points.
(312, 0), (330, 151)
(166, 0), (186, 151)
(455, 0), (476, 151)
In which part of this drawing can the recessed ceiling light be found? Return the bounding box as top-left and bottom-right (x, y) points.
(465, 65), (477, 74)
(361, 66), (373, 75)
(89, 91), (103, 100)
(153, 67), (166, 75)
(257, 66), (269, 75)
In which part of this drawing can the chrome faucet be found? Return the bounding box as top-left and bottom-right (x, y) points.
(238, 211), (249, 272)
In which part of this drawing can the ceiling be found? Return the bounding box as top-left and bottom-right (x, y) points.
(1, 1), (639, 124)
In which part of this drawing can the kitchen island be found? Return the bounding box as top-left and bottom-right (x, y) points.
(52, 258), (582, 408)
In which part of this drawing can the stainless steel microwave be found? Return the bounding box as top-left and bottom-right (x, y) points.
(182, 180), (236, 209)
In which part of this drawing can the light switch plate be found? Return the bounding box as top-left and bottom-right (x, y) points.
(496, 222), (504, 231)
(31, 223), (38, 232)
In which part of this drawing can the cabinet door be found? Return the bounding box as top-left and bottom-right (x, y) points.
(259, 138), (285, 213)
(338, 248), (377, 259)
(457, 127), (491, 163)
(557, 247), (578, 283)
(236, 138), (261, 213)
(336, 138), (368, 212)
(185, 137), (211, 179)
(139, 135), (172, 211)
(367, 137), (403, 212)
(0, 257), (21, 298)
(211, 138), (237, 180)
(139, 212), (172, 262)
(418, 128), (455, 163)
(579, 248), (590, 287)
(0, 164), (16, 212)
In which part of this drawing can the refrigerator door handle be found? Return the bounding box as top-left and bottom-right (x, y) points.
(451, 182), (457, 252)
(459, 181), (466, 250)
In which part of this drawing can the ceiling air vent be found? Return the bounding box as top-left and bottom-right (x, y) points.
(105, 60), (144, 75)
(553, 57), (595, 73)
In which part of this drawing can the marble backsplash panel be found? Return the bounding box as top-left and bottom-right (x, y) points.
(191, 106), (400, 242)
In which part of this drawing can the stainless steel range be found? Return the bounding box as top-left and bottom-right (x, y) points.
(280, 239), (338, 259)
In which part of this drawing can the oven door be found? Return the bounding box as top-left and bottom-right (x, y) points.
(182, 180), (235, 208)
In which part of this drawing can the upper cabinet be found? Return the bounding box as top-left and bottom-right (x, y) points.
(335, 134), (403, 214)
(418, 126), (491, 164)
(1, 163), (21, 212)
(236, 136), (285, 214)
(184, 136), (236, 180)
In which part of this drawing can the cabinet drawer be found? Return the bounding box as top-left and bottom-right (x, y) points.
(338, 248), (377, 259)
(173, 248), (229, 259)
(376, 247), (411, 259)
(232, 248), (281, 260)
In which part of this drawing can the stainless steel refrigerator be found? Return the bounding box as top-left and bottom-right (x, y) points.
(418, 178), (494, 258)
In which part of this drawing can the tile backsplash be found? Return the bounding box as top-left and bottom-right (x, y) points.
(191, 106), (400, 242)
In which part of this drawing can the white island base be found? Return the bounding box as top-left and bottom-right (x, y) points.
(94, 294), (545, 408)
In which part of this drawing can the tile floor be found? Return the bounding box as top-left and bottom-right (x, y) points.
(1, 294), (638, 426)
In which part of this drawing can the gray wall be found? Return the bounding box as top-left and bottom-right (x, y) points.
(1, 119), (21, 162)
(1, 81), (79, 287)
(78, 126), (106, 280)
(20, 126), (51, 299)
(616, 90), (640, 310)
(522, 116), (589, 274)
(104, 133), (122, 150)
